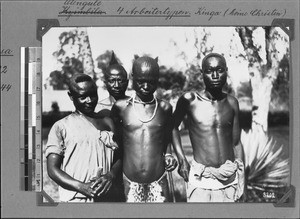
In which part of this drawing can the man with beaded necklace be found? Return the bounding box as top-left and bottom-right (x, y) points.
(111, 56), (176, 202)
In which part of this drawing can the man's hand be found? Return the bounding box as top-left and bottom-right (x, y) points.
(164, 154), (178, 172)
(77, 181), (98, 198)
(178, 159), (190, 182)
(90, 172), (114, 197)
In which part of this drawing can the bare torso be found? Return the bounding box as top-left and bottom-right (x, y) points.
(113, 97), (172, 183)
(186, 91), (235, 167)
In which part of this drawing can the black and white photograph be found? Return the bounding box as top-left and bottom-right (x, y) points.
(41, 26), (290, 203)
(1, 0), (299, 218)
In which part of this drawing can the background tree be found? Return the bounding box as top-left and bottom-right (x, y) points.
(271, 54), (289, 112)
(48, 70), (67, 90)
(235, 26), (290, 202)
(235, 26), (289, 132)
(49, 28), (95, 89)
(157, 66), (185, 100)
(167, 28), (214, 98)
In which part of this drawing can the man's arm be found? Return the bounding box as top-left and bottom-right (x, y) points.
(163, 103), (178, 172)
(229, 96), (244, 162)
(92, 106), (124, 196)
(47, 153), (96, 198)
(171, 94), (191, 182)
(229, 96), (246, 201)
(110, 103), (123, 147)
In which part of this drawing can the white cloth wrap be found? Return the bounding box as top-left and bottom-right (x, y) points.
(189, 159), (244, 200)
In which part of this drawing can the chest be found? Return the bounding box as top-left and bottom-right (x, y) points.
(120, 105), (169, 132)
(188, 99), (234, 127)
(64, 116), (99, 140)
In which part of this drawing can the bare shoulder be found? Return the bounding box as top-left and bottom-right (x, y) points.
(181, 91), (197, 102)
(102, 116), (114, 131)
(174, 91), (197, 112)
(158, 98), (172, 112)
(113, 97), (131, 110)
(226, 94), (239, 109)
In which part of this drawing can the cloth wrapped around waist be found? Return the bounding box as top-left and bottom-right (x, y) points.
(189, 159), (244, 193)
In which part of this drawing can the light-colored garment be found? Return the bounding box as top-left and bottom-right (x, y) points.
(45, 111), (116, 202)
(95, 96), (116, 113)
(187, 159), (244, 202)
(123, 172), (169, 203)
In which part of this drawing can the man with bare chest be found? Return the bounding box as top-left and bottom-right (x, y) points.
(111, 56), (176, 202)
(172, 53), (245, 202)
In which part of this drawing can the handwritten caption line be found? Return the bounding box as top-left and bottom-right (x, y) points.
(58, 15), (191, 18)
(59, 4), (191, 20)
(58, 0), (287, 21)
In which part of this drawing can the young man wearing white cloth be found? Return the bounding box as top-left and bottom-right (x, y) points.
(172, 53), (245, 202)
(46, 73), (120, 202)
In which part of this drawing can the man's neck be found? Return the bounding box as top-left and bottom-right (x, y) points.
(204, 89), (224, 101)
(76, 109), (95, 118)
(112, 94), (126, 101)
(135, 93), (155, 104)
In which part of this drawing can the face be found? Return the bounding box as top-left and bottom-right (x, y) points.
(69, 81), (98, 116)
(105, 67), (128, 100)
(132, 72), (158, 101)
(202, 56), (227, 90)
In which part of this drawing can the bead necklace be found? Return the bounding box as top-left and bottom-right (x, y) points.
(132, 94), (158, 123)
(133, 96), (155, 105)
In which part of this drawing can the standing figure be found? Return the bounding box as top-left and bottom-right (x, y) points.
(96, 51), (129, 202)
(46, 73), (121, 202)
(172, 53), (245, 202)
(111, 56), (177, 203)
(95, 51), (129, 117)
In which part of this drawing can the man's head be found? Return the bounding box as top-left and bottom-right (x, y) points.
(201, 53), (228, 91)
(104, 52), (128, 100)
(68, 73), (98, 116)
(132, 56), (159, 101)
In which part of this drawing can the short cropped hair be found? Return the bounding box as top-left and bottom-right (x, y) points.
(201, 53), (227, 68)
(68, 73), (94, 95)
(132, 56), (159, 77)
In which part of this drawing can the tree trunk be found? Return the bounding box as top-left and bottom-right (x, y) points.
(250, 68), (273, 132)
(236, 27), (279, 133)
(77, 28), (95, 79)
